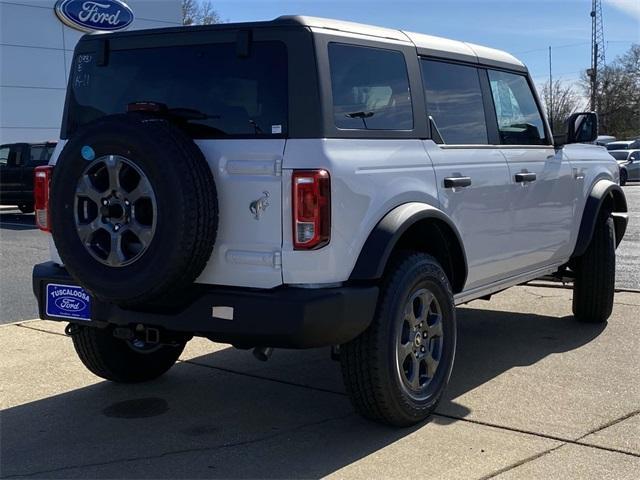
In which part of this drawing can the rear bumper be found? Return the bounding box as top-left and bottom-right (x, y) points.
(32, 262), (378, 348)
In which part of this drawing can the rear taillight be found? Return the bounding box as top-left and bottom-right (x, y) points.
(34, 166), (53, 232)
(292, 170), (330, 250)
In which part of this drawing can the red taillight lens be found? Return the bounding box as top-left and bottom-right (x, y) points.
(34, 166), (53, 232)
(292, 170), (330, 250)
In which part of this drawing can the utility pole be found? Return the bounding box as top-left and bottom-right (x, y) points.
(549, 46), (553, 133)
(588, 0), (606, 112)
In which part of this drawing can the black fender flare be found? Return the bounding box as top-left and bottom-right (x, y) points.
(349, 202), (468, 292)
(572, 179), (628, 258)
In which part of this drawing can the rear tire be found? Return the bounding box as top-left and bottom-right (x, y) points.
(620, 169), (627, 186)
(572, 213), (615, 323)
(340, 252), (456, 427)
(71, 325), (185, 383)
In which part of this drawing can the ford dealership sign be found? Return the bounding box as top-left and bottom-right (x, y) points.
(54, 0), (134, 33)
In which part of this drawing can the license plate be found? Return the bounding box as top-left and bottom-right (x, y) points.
(45, 283), (91, 321)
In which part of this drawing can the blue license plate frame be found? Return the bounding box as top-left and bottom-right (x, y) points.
(45, 283), (92, 321)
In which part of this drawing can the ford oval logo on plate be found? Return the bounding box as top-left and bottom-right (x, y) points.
(54, 0), (134, 33)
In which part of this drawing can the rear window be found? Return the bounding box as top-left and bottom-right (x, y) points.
(29, 144), (55, 164)
(606, 142), (631, 151)
(610, 151), (629, 160)
(66, 42), (288, 139)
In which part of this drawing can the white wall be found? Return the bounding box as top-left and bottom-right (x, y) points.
(0, 0), (181, 144)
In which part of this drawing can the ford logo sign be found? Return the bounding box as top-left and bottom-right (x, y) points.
(54, 0), (134, 33)
(54, 296), (88, 312)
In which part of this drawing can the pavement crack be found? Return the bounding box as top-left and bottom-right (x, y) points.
(3, 412), (354, 478)
(14, 323), (66, 337)
(479, 443), (565, 480)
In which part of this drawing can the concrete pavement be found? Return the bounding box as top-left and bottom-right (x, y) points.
(1, 285), (638, 479)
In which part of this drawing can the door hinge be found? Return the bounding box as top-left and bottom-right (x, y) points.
(273, 158), (282, 176)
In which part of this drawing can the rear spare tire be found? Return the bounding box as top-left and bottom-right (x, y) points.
(50, 114), (218, 306)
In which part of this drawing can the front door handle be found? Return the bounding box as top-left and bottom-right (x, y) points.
(443, 176), (472, 188)
(515, 172), (537, 183)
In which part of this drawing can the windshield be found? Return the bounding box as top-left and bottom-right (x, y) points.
(66, 42), (288, 139)
(610, 151), (629, 160)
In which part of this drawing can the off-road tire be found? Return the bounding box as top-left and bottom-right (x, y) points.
(50, 114), (218, 307)
(18, 203), (34, 214)
(72, 325), (185, 383)
(572, 213), (615, 323)
(620, 169), (627, 186)
(340, 252), (456, 427)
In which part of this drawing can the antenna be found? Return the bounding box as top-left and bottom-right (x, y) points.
(588, 0), (606, 111)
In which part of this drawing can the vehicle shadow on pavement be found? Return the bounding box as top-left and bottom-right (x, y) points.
(0, 212), (37, 231)
(1, 308), (605, 478)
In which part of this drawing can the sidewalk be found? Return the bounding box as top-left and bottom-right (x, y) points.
(1, 285), (639, 479)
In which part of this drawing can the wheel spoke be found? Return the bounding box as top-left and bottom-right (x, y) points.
(106, 232), (125, 266)
(416, 290), (434, 322)
(425, 353), (439, 378)
(127, 221), (153, 248)
(128, 175), (153, 201)
(76, 175), (102, 204)
(404, 302), (418, 327)
(77, 220), (101, 244)
(410, 355), (421, 389)
(427, 315), (443, 338)
(106, 155), (122, 191)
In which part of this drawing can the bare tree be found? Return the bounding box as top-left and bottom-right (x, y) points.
(581, 44), (640, 139)
(182, 0), (221, 25)
(539, 80), (583, 134)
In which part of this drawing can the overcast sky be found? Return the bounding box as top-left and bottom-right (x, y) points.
(214, 0), (639, 93)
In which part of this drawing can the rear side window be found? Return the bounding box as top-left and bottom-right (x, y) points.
(487, 70), (547, 145)
(0, 147), (9, 167)
(421, 60), (488, 145)
(67, 42), (288, 138)
(329, 43), (413, 130)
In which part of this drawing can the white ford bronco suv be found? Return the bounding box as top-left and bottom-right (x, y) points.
(32, 16), (628, 426)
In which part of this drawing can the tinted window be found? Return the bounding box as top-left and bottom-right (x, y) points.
(0, 147), (9, 167)
(606, 142), (631, 151)
(67, 42), (288, 138)
(421, 60), (488, 144)
(329, 43), (413, 130)
(30, 146), (46, 163)
(488, 70), (547, 145)
(610, 151), (629, 160)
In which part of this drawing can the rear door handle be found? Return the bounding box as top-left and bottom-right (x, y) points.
(515, 172), (537, 183)
(443, 176), (472, 188)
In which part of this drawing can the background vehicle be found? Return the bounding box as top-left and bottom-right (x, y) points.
(31, 17), (627, 427)
(606, 139), (640, 151)
(0, 142), (56, 213)
(596, 135), (616, 146)
(610, 150), (640, 185)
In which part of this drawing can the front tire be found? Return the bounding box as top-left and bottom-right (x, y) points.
(71, 325), (185, 382)
(572, 213), (616, 323)
(340, 252), (456, 427)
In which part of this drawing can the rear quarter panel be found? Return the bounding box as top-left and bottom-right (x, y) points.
(281, 138), (439, 284)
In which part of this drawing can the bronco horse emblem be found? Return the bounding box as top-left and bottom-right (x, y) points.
(249, 191), (270, 220)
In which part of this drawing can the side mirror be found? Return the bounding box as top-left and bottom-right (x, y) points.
(554, 112), (598, 147)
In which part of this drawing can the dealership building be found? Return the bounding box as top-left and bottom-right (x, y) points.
(0, 0), (181, 144)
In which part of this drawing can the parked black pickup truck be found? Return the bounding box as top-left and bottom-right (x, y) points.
(0, 142), (56, 213)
